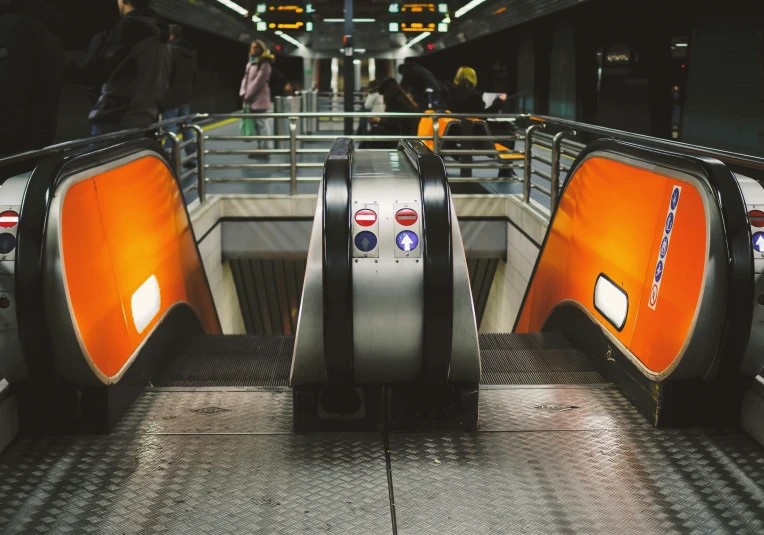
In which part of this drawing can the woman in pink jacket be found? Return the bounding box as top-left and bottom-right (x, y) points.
(240, 40), (273, 159)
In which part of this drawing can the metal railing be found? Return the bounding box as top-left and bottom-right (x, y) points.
(0, 111), (593, 213)
(7, 109), (762, 216)
(190, 111), (540, 204)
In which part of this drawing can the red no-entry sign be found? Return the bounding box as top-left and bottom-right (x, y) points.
(354, 209), (377, 227)
(395, 208), (418, 226)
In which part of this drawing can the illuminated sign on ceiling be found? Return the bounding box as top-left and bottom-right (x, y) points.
(255, 3), (314, 32)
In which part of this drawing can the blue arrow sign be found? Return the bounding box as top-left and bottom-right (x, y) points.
(754, 232), (764, 253)
(670, 188), (680, 210)
(655, 260), (664, 282)
(396, 231), (419, 252)
(665, 212), (675, 234)
(354, 231), (377, 252)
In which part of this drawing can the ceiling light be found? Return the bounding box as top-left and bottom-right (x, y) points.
(404, 32), (431, 49)
(275, 30), (305, 48)
(455, 0), (487, 18)
(215, 0), (248, 17)
(323, 18), (377, 22)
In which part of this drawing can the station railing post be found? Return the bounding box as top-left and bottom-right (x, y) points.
(289, 117), (298, 195)
(191, 124), (206, 204)
(550, 129), (574, 212)
(523, 124), (543, 203)
(433, 117), (440, 154)
(164, 131), (181, 178)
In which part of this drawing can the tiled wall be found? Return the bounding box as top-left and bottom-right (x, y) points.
(480, 196), (549, 333)
(188, 193), (549, 336)
(192, 198), (246, 335)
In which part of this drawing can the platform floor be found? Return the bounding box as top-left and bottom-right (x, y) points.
(2, 333), (763, 534)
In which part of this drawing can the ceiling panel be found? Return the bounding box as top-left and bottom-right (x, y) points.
(429, 0), (592, 52)
(153, 0), (594, 56)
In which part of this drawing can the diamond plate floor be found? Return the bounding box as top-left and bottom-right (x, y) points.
(0, 433), (391, 535)
(478, 386), (650, 431)
(388, 428), (764, 534)
(113, 391), (293, 435)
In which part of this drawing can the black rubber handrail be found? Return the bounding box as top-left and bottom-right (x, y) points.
(400, 139), (454, 387)
(322, 138), (354, 388)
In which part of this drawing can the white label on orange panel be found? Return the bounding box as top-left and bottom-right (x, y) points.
(132, 274), (161, 333)
(648, 185), (681, 310)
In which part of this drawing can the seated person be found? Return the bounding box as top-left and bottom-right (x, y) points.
(444, 66), (505, 114)
(357, 80), (384, 135)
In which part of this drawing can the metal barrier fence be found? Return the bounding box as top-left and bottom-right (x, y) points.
(187, 111), (542, 201)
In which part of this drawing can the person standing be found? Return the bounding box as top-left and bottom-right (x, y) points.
(161, 24), (198, 167)
(0, 0), (64, 158)
(398, 58), (440, 111)
(239, 39), (273, 160)
(82, 0), (171, 136)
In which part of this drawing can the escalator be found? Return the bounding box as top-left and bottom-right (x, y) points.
(0, 135), (763, 533)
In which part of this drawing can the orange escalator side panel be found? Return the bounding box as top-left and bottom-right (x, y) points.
(630, 180), (707, 373)
(564, 158), (668, 346)
(93, 157), (187, 349)
(514, 155), (708, 375)
(61, 155), (220, 380)
(60, 180), (135, 377)
(525, 174), (579, 332)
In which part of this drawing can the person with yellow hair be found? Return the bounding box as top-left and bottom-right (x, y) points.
(446, 66), (505, 114)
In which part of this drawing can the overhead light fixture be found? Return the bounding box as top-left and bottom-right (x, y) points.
(593, 274), (629, 331)
(275, 30), (305, 48)
(252, 14), (261, 22)
(404, 32), (431, 49)
(353, 59), (361, 65)
(674, 42), (688, 47)
(215, 0), (248, 17)
(454, 0), (487, 18)
(323, 18), (376, 22)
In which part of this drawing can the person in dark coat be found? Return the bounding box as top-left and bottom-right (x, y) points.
(0, 0), (64, 158)
(397, 58), (440, 111)
(161, 24), (198, 165)
(82, 0), (171, 136)
(80, 31), (109, 105)
(360, 77), (418, 149)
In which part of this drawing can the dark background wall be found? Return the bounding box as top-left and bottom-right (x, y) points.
(54, 0), (302, 142)
(416, 0), (763, 154)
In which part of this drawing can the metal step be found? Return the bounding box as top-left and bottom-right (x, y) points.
(153, 333), (603, 387)
(153, 335), (294, 387)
